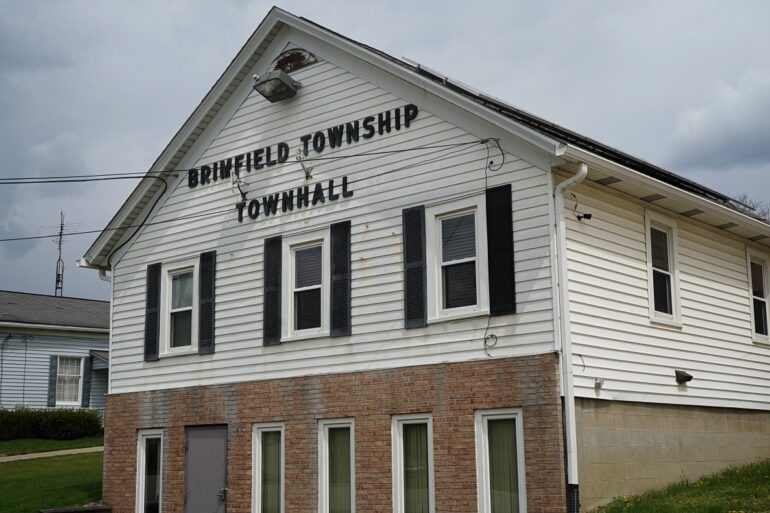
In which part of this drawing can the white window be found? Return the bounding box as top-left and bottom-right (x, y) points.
(748, 249), (769, 342)
(318, 419), (355, 513)
(159, 257), (198, 354)
(425, 196), (489, 322)
(253, 423), (284, 513)
(282, 230), (330, 341)
(56, 356), (83, 405)
(392, 414), (435, 513)
(136, 429), (163, 513)
(475, 409), (527, 513)
(645, 210), (681, 325)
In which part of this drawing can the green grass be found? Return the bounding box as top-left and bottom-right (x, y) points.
(0, 452), (102, 513)
(0, 437), (103, 456)
(596, 459), (770, 513)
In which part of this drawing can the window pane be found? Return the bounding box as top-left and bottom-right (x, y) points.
(144, 437), (161, 513)
(652, 270), (672, 315)
(295, 246), (322, 288)
(443, 261), (477, 309)
(172, 271), (193, 309)
(403, 423), (429, 513)
(295, 289), (321, 330)
(170, 310), (192, 347)
(755, 298), (768, 336)
(442, 213), (476, 262)
(328, 427), (351, 513)
(57, 375), (80, 402)
(650, 228), (669, 271)
(59, 357), (81, 376)
(261, 431), (281, 513)
(56, 358), (81, 403)
(487, 418), (520, 513)
(751, 262), (765, 298)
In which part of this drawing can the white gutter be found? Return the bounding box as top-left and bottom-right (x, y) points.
(554, 162), (587, 490)
(76, 258), (112, 282)
(0, 321), (109, 334)
(563, 145), (770, 239)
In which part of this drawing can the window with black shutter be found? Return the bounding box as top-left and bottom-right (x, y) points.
(144, 251), (217, 358)
(282, 230), (330, 340)
(406, 188), (516, 325)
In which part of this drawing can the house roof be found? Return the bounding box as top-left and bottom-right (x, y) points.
(0, 290), (109, 331)
(81, 7), (770, 269)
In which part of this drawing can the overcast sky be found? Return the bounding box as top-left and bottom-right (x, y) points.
(1, 1), (769, 300)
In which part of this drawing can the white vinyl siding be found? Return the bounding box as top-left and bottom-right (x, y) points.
(565, 182), (770, 410)
(0, 334), (108, 409)
(108, 51), (555, 393)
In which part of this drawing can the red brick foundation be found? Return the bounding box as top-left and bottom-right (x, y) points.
(103, 353), (566, 513)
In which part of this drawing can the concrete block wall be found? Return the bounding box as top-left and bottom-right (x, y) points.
(576, 398), (770, 511)
(103, 353), (566, 513)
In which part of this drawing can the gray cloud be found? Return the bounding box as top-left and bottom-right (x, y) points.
(1, 0), (769, 299)
(668, 70), (770, 171)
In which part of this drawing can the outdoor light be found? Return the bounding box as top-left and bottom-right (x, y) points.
(252, 70), (301, 102)
(675, 370), (693, 384)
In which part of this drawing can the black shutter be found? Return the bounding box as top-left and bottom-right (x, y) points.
(47, 355), (58, 407)
(198, 250), (217, 355)
(263, 236), (282, 345)
(81, 355), (93, 408)
(144, 263), (162, 361)
(330, 221), (352, 337)
(403, 206), (427, 328)
(486, 184), (516, 315)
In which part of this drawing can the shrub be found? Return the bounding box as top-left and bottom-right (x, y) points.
(0, 408), (103, 440)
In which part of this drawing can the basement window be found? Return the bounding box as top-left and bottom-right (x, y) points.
(253, 423), (285, 513)
(392, 414), (435, 513)
(475, 409), (526, 513)
(137, 429), (163, 513)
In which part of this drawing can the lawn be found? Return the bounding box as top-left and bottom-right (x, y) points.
(0, 452), (103, 513)
(0, 437), (104, 456)
(596, 459), (770, 513)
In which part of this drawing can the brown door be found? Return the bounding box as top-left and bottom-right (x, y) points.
(185, 426), (228, 513)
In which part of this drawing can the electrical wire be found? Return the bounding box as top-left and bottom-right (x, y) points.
(0, 140), (487, 183)
(0, 140), (494, 244)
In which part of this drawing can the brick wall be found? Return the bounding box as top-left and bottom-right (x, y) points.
(103, 353), (565, 513)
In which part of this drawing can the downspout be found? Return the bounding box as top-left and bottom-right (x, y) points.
(554, 162), (587, 513)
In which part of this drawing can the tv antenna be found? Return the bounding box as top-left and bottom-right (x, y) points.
(54, 212), (65, 296)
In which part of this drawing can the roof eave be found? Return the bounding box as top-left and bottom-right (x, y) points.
(564, 144), (770, 240)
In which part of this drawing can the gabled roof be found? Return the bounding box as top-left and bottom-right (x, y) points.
(81, 7), (770, 270)
(0, 290), (109, 331)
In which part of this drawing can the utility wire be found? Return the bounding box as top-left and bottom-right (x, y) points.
(0, 141), (493, 243)
(0, 140), (487, 183)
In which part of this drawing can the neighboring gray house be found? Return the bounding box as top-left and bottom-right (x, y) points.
(0, 290), (109, 411)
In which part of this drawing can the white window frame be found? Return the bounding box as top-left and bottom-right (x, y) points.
(391, 413), (435, 513)
(747, 247), (770, 344)
(644, 210), (681, 326)
(281, 229), (330, 341)
(475, 408), (527, 513)
(55, 356), (84, 406)
(159, 257), (199, 356)
(318, 418), (355, 513)
(253, 423), (285, 513)
(425, 195), (489, 323)
(136, 428), (163, 513)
